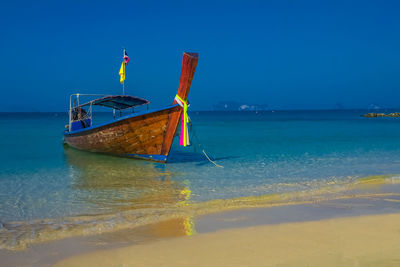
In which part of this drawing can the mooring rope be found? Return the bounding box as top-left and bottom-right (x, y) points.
(188, 118), (224, 168)
(201, 149), (224, 168)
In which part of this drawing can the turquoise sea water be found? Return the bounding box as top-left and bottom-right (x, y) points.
(1, 110), (400, 249)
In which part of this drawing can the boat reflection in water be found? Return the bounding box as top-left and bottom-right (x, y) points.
(64, 147), (196, 238)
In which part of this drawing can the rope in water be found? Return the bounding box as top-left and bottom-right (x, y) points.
(188, 118), (224, 168)
(201, 149), (224, 168)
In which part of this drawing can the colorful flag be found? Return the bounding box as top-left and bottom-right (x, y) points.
(124, 50), (130, 65)
(119, 61), (125, 84)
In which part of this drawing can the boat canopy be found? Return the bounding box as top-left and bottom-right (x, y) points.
(77, 95), (150, 110)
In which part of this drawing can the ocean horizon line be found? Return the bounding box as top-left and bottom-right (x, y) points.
(2, 107), (400, 113)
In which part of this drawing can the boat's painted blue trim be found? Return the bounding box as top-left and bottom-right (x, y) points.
(70, 118), (92, 131)
(64, 104), (179, 136)
(126, 154), (167, 162)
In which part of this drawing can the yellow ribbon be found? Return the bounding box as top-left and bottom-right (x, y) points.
(175, 94), (190, 146)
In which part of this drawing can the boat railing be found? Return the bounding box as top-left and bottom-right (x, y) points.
(68, 93), (108, 132)
(67, 93), (151, 132)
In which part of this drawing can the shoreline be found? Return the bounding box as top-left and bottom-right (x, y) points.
(2, 173), (400, 251)
(2, 193), (400, 266)
(55, 212), (400, 267)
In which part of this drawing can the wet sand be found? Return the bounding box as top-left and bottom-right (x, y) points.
(2, 194), (400, 266)
(55, 212), (400, 267)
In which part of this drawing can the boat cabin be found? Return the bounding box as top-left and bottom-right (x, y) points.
(67, 94), (150, 132)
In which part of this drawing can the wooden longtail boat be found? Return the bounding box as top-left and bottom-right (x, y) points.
(63, 52), (198, 163)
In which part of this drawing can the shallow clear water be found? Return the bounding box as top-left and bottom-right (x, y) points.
(1, 110), (400, 249)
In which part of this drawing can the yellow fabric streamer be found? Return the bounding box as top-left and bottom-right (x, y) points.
(119, 61), (125, 84)
(175, 94), (190, 146)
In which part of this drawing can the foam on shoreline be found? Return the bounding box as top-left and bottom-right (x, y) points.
(1, 174), (400, 250)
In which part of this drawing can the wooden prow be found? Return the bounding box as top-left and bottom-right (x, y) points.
(161, 52), (199, 157)
(174, 52), (199, 102)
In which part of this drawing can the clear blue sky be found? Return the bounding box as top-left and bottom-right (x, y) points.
(0, 0), (399, 111)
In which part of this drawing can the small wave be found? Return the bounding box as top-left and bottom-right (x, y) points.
(355, 174), (400, 185)
(1, 174), (400, 250)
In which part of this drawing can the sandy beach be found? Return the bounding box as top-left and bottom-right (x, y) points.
(55, 212), (400, 267)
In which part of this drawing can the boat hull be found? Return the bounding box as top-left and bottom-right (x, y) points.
(63, 105), (182, 162)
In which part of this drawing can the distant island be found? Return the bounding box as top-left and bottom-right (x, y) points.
(213, 101), (269, 111)
(364, 112), (400, 118)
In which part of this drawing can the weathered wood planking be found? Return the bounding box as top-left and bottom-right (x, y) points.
(64, 106), (181, 160)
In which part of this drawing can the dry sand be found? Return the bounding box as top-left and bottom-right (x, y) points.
(55, 213), (400, 267)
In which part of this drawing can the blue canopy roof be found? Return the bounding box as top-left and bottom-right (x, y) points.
(78, 95), (150, 110)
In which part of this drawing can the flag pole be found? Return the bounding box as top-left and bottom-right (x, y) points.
(123, 49), (125, 95)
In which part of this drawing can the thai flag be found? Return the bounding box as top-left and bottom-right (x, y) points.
(124, 50), (130, 65)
